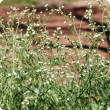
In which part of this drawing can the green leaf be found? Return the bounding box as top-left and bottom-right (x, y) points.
(43, 17), (45, 23)
(85, 106), (88, 110)
(90, 103), (99, 110)
(84, 32), (87, 39)
(100, 67), (106, 72)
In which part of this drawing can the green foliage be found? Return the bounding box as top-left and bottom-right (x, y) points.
(0, 0), (38, 6)
(0, 1), (110, 110)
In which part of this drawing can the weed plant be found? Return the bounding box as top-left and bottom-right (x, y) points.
(0, 0), (110, 109)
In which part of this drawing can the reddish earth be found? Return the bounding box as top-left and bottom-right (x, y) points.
(0, 1), (109, 60)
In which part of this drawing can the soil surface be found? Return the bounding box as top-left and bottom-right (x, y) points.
(0, 1), (109, 60)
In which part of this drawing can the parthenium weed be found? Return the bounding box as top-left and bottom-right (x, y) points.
(0, 1), (110, 109)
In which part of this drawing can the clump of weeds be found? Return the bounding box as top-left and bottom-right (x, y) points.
(0, 1), (110, 109)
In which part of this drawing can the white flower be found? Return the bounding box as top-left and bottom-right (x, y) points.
(89, 64), (93, 67)
(36, 24), (40, 26)
(107, 107), (110, 110)
(61, 12), (63, 16)
(40, 11), (43, 14)
(62, 5), (65, 8)
(93, 49), (96, 53)
(48, 90), (51, 93)
(0, 0), (3, 3)
(64, 21), (66, 24)
(29, 78), (32, 82)
(8, 73), (11, 77)
(53, 33), (55, 36)
(51, 74), (54, 78)
(0, 34), (2, 38)
(36, 69), (41, 72)
(67, 98), (69, 100)
(89, 58), (93, 62)
(77, 61), (79, 64)
(0, 65), (2, 68)
(34, 88), (39, 94)
(57, 27), (61, 30)
(69, 24), (72, 26)
(32, 5), (35, 7)
(94, 33), (101, 38)
(13, 71), (17, 75)
(45, 4), (48, 7)
(46, 81), (49, 84)
(0, 107), (3, 110)
(32, 31), (35, 35)
(101, 39), (104, 42)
